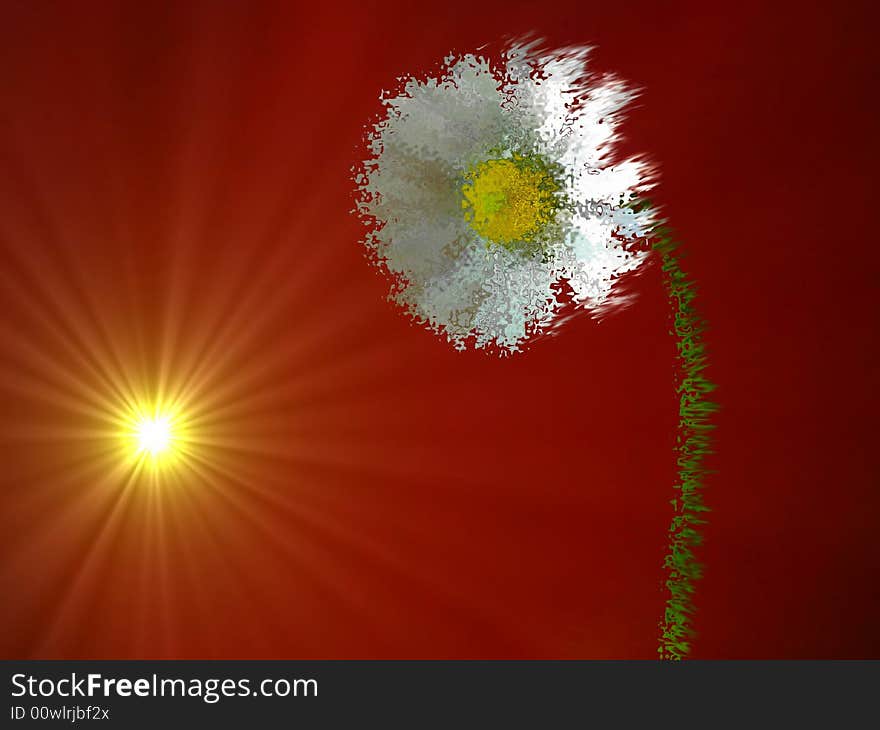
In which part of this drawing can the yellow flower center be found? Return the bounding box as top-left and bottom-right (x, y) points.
(461, 156), (560, 248)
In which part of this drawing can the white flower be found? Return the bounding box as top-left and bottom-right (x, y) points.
(356, 40), (655, 352)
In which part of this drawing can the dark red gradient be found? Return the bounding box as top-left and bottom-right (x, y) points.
(0, 1), (877, 658)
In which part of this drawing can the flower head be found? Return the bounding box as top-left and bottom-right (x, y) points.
(356, 40), (655, 352)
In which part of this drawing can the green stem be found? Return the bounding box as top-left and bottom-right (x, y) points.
(652, 222), (718, 660)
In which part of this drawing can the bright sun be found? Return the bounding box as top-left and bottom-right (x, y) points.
(136, 416), (173, 456)
(120, 402), (190, 472)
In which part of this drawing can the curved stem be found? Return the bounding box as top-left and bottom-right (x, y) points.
(652, 225), (718, 660)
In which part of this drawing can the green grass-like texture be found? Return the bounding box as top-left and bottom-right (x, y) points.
(651, 221), (718, 660)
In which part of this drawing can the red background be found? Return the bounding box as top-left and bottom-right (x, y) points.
(0, 0), (877, 658)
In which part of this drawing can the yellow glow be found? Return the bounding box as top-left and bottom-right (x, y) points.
(136, 417), (172, 456)
(120, 400), (191, 470)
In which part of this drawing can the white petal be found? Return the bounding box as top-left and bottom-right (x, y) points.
(357, 40), (656, 353)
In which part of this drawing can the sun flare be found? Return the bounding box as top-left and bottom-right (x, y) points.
(136, 416), (172, 456)
(121, 401), (191, 470)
